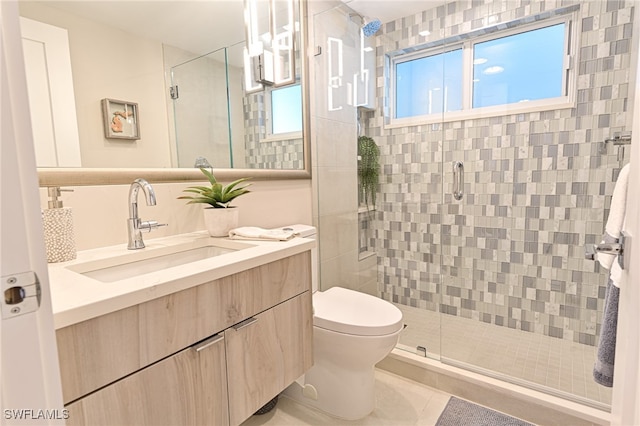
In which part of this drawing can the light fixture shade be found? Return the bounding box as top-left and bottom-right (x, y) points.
(243, 0), (297, 92)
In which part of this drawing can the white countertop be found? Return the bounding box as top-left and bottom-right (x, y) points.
(47, 231), (315, 329)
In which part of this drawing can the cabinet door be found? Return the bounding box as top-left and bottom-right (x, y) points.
(225, 291), (313, 425)
(66, 334), (229, 426)
(57, 305), (140, 404)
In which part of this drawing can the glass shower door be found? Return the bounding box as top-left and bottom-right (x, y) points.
(439, 116), (616, 409)
(365, 2), (447, 361)
(171, 47), (234, 168)
(436, 2), (634, 408)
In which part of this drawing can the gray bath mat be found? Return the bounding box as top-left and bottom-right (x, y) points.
(435, 397), (534, 426)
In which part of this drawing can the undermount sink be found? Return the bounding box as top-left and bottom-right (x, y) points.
(67, 238), (253, 283)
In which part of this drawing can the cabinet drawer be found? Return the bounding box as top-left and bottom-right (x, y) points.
(66, 333), (229, 426)
(56, 305), (139, 405)
(194, 251), (311, 341)
(57, 251), (311, 404)
(225, 291), (313, 425)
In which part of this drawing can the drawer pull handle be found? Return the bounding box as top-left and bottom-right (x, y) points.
(194, 334), (224, 352)
(232, 317), (258, 331)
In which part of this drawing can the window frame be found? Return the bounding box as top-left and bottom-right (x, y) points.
(262, 82), (303, 142)
(392, 44), (465, 119)
(386, 13), (577, 128)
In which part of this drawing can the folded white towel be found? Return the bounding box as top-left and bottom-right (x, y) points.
(228, 226), (296, 241)
(598, 163), (630, 287)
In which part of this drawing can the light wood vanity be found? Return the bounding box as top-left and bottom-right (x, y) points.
(52, 241), (313, 426)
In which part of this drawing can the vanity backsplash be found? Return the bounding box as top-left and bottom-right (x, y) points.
(39, 180), (312, 251)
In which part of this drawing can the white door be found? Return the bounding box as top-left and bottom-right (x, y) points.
(610, 9), (640, 425)
(20, 17), (81, 168)
(1, 2), (64, 424)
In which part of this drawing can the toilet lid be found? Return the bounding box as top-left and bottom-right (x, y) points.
(313, 287), (403, 336)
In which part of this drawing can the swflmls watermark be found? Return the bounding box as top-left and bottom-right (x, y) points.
(4, 409), (69, 420)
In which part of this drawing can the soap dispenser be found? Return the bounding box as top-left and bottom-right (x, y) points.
(42, 187), (76, 263)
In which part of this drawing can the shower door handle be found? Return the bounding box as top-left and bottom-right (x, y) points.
(453, 161), (464, 201)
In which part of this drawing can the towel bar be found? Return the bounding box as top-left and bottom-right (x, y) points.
(604, 134), (631, 145)
(585, 231), (630, 270)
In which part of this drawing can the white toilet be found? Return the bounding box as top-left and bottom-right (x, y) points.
(283, 225), (403, 420)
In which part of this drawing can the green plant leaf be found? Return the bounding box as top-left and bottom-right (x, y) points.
(178, 169), (251, 208)
(221, 178), (251, 201)
(199, 168), (217, 185)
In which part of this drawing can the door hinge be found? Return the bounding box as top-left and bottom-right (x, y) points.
(416, 345), (427, 357)
(2, 271), (41, 319)
(170, 86), (179, 100)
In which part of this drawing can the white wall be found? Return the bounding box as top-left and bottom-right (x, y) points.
(19, 2), (173, 168)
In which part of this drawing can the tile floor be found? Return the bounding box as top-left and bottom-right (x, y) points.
(241, 369), (457, 426)
(395, 304), (612, 406)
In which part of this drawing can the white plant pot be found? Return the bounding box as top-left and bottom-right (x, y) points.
(203, 207), (239, 237)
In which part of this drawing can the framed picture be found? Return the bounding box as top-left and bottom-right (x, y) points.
(102, 98), (140, 140)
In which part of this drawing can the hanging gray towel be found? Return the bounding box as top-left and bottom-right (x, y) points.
(593, 164), (629, 387)
(593, 276), (620, 387)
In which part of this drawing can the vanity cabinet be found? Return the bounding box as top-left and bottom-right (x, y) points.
(57, 252), (312, 426)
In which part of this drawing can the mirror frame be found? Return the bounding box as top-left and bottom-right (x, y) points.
(38, 0), (311, 187)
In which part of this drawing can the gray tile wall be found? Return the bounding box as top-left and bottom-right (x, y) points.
(243, 25), (305, 170)
(242, 92), (305, 169)
(364, 0), (633, 345)
(359, 209), (376, 256)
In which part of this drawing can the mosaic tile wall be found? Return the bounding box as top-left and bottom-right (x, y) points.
(242, 23), (305, 170)
(359, 209), (375, 256)
(363, 0), (634, 346)
(242, 91), (305, 169)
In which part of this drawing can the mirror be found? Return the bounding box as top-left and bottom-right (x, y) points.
(18, 0), (310, 185)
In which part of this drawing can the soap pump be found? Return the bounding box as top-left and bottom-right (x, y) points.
(42, 187), (76, 263)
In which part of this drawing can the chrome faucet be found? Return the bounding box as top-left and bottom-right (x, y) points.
(127, 178), (167, 249)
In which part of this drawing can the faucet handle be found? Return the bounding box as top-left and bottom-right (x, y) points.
(139, 221), (168, 233)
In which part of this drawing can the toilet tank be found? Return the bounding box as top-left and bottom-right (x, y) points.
(283, 224), (318, 293)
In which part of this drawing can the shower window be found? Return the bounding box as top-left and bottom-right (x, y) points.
(395, 48), (463, 118)
(472, 23), (566, 108)
(387, 13), (575, 125)
(265, 83), (303, 139)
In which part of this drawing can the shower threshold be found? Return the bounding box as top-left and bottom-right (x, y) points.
(378, 349), (611, 426)
(394, 304), (611, 407)
(441, 357), (611, 412)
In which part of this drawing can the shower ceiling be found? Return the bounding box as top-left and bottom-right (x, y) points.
(342, 0), (432, 25)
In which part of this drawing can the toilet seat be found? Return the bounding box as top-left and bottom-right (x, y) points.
(313, 287), (403, 336)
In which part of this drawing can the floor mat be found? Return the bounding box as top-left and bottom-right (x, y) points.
(435, 397), (534, 426)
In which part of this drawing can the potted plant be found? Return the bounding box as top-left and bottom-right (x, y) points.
(358, 135), (380, 209)
(178, 168), (251, 237)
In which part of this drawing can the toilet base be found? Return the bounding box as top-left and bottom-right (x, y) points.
(283, 324), (402, 420)
(284, 364), (376, 420)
